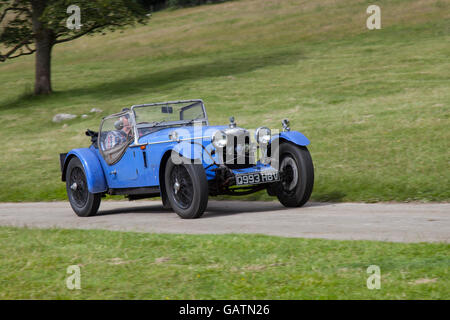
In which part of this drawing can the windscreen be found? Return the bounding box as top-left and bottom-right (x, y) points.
(99, 112), (135, 165)
(133, 101), (206, 126)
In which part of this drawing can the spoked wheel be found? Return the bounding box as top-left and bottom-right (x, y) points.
(69, 167), (89, 207)
(169, 165), (194, 209)
(274, 142), (314, 207)
(66, 157), (101, 217)
(164, 157), (208, 219)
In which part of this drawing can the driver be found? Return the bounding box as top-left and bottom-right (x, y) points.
(105, 114), (133, 150)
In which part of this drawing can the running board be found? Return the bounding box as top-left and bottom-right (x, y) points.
(108, 186), (160, 196)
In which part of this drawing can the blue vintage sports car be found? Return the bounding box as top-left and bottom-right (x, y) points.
(60, 100), (314, 219)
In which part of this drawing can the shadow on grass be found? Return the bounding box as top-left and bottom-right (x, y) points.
(1, 46), (303, 110)
(0, 90), (47, 111)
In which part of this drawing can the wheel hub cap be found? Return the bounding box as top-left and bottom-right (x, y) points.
(281, 156), (298, 191)
(174, 181), (181, 194)
(69, 167), (88, 208)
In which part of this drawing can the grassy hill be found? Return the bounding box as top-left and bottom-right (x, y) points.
(0, 0), (449, 202)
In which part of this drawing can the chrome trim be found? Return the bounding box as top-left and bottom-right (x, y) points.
(130, 136), (212, 148)
(282, 119), (290, 132)
(129, 143), (148, 148)
(229, 116), (236, 128)
(255, 126), (271, 145)
(211, 130), (227, 148)
(169, 131), (179, 142)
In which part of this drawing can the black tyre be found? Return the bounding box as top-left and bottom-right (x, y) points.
(66, 157), (101, 217)
(272, 142), (314, 207)
(164, 157), (208, 219)
(161, 192), (172, 210)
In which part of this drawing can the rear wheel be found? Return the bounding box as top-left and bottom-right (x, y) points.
(273, 142), (314, 207)
(164, 157), (208, 219)
(66, 157), (101, 217)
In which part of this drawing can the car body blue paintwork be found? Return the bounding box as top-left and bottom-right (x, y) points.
(63, 117), (309, 194)
(65, 147), (108, 193)
(272, 131), (310, 146)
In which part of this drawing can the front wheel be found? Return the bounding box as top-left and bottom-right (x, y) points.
(66, 157), (101, 217)
(164, 157), (208, 219)
(273, 142), (314, 207)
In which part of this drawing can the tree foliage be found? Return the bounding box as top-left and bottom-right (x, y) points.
(0, 0), (148, 61)
(0, 0), (148, 94)
(136, 0), (229, 11)
(166, 0), (228, 8)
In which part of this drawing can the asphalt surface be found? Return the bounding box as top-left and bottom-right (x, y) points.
(0, 201), (448, 243)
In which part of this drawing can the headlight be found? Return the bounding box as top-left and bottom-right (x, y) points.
(212, 130), (227, 148)
(169, 131), (179, 142)
(255, 127), (271, 144)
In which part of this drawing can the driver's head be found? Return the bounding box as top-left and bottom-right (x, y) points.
(120, 116), (131, 134)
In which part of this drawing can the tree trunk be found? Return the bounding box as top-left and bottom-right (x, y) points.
(31, 0), (54, 95)
(34, 36), (53, 95)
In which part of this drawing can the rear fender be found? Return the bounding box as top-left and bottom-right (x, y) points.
(62, 148), (107, 193)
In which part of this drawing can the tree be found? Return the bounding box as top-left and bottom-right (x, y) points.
(0, 0), (148, 95)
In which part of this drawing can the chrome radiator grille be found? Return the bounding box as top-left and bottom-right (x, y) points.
(221, 128), (254, 168)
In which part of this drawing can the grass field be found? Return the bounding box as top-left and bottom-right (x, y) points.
(0, 0), (449, 202)
(0, 226), (448, 299)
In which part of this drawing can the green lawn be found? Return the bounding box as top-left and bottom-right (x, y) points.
(0, 0), (449, 202)
(0, 226), (448, 299)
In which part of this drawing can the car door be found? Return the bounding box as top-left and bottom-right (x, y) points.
(98, 111), (146, 189)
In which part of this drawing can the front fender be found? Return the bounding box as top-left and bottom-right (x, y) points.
(62, 148), (107, 193)
(171, 141), (204, 161)
(272, 130), (310, 146)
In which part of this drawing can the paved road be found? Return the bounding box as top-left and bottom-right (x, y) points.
(0, 201), (448, 243)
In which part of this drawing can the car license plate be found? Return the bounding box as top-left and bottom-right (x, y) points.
(235, 171), (280, 186)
